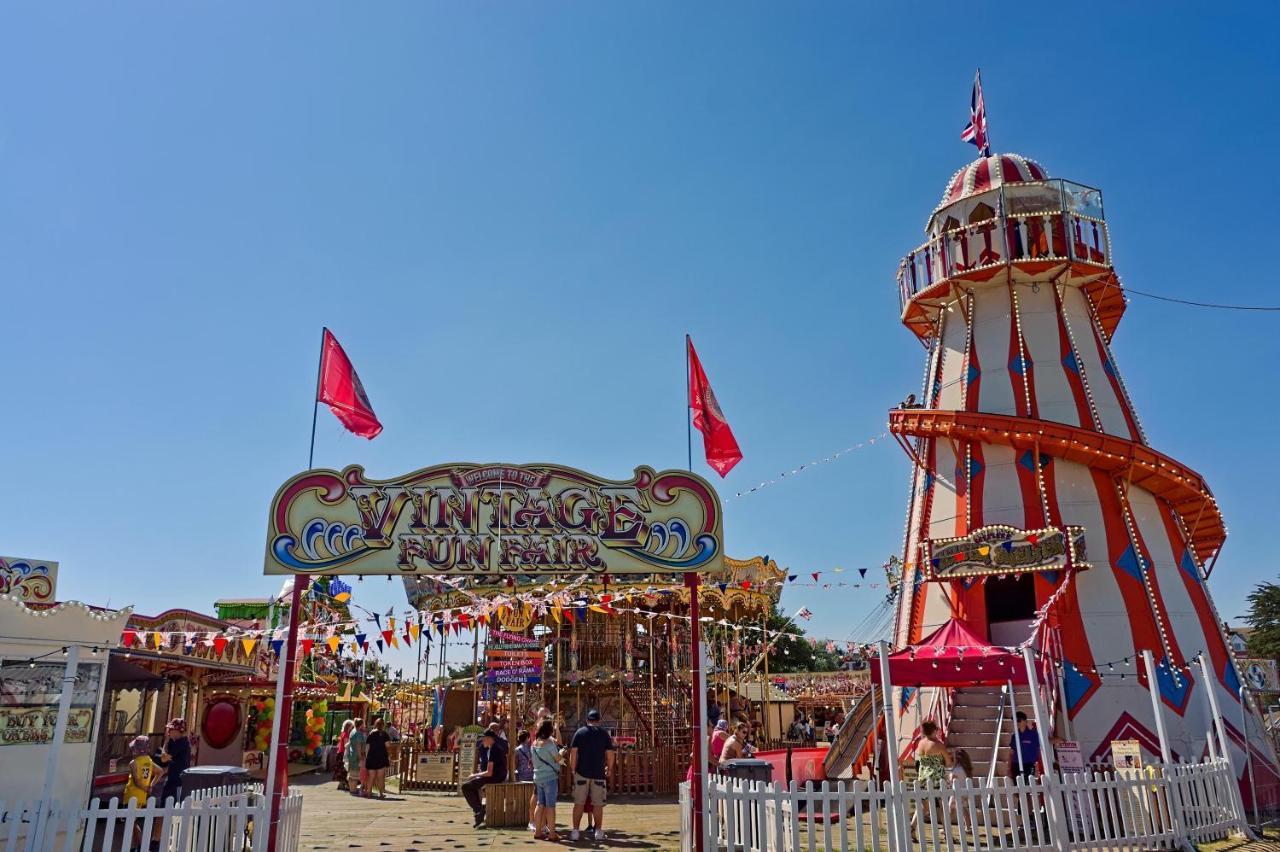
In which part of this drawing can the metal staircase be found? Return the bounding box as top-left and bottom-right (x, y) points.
(945, 684), (1035, 780)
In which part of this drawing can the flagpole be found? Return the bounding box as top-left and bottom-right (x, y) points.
(308, 328), (326, 469)
(977, 68), (991, 155)
(685, 334), (693, 471)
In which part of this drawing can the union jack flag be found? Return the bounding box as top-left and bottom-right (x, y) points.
(960, 68), (991, 157)
(795, 606), (813, 621)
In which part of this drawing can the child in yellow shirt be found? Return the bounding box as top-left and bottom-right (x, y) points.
(124, 735), (159, 807)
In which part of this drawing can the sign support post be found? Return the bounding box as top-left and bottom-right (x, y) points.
(267, 576), (309, 852)
(33, 643), (80, 851)
(686, 572), (707, 852)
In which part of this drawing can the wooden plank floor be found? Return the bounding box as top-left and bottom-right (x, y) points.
(290, 772), (684, 851)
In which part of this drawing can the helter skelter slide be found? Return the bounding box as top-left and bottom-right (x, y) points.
(828, 152), (1279, 805)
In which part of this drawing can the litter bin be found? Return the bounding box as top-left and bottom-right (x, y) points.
(180, 767), (257, 850)
(716, 759), (773, 848)
(718, 758), (773, 784)
(180, 765), (253, 798)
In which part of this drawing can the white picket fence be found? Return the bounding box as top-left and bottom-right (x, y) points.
(0, 786), (303, 852)
(683, 758), (1247, 852)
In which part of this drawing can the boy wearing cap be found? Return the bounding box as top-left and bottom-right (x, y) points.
(569, 709), (614, 841)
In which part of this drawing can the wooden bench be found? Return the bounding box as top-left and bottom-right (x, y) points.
(484, 781), (535, 827)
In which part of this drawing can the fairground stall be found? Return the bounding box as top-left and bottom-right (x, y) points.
(92, 605), (263, 797)
(401, 554), (781, 793)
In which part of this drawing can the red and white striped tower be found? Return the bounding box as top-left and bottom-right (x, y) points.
(888, 152), (1279, 796)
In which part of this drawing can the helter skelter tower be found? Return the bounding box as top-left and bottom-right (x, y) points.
(887, 151), (1280, 791)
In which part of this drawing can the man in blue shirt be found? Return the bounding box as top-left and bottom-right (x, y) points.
(1009, 711), (1041, 779)
(569, 709), (615, 841)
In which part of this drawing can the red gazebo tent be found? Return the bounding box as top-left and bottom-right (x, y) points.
(871, 618), (1036, 687)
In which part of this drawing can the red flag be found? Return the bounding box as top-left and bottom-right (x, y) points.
(687, 336), (742, 477)
(317, 329), (383, 439)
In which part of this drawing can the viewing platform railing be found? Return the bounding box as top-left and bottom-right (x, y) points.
(898, 180), (1112, 313)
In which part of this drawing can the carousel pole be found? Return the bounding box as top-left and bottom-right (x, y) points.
(555, 621), (562, 725)
(760, 615), (772, 742)
(648, 614), (657, 748)
(471, 624), (480, 723)
(734, 626), (743, 722)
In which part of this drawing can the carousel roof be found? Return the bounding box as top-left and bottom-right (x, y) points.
(930, 153), (1049, 228)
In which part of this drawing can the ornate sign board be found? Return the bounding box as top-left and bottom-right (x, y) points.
(925, 525), (1090, 580)
(0, 706), (94, 746)
(264, 464), (723, 576)
(0, 557), (58, 603)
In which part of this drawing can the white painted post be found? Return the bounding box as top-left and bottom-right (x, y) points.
(1021, 647), (1067, 852)
(695, 630), (710, 852)
(1141, 649), (1185, 843)
(33, 643), (80, 850)
(876, 642), (900, 786)
(876, 641), (909, 850)
(1141, 651), (1174, 766)
(1197, 653), (1256, 840)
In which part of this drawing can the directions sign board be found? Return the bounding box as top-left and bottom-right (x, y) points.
(264, 464), (723, 576)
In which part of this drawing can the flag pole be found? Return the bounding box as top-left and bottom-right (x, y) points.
(308, 329), (326, 469)
(685, 335), (693, 471)
(978, 68), (991, 155)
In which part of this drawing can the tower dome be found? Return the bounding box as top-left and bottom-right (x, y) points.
(928, 153), (1050, 231)
(940, 153), (1049, 206)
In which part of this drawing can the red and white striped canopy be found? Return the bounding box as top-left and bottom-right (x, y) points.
(929, 153), (1049, 228)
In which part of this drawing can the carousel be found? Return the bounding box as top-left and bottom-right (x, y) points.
(403, 555), (782, 789)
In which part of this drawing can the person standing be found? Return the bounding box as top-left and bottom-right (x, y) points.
(462, 729), (508, 828)
(530, 719), (563, 841)
(156, 718), (191, 804)
(364, 717), (392, 799)
(345, 718), (367, 796)
(1009, 712), (1041, 780)
(568, 709), (614, 841)
(335, 719), (355, 791)
(906, 720), (949, 840)
(708, 720), (730, 771)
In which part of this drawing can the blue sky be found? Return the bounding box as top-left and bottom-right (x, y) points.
(3, 3), (1278, 676)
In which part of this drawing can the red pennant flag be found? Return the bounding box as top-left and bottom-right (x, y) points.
(213, 636), (228, 657)
(687, 336), (742, 477)
(381, 629), (393, 646)
(300, 639), (315, 656)
(317, 329), (383, 439)
(121, 629), (138, 648)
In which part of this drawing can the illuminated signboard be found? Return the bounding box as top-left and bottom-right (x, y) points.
(264, 464), (723, 576)
(926, 525), (1089, 580)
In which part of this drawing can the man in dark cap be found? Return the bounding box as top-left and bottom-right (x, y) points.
(462, 729), (508, 828)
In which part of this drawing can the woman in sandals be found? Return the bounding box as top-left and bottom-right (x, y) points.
(530, 719), (563, 841)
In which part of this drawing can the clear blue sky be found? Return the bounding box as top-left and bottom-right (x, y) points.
(3, 3), (1278, 676)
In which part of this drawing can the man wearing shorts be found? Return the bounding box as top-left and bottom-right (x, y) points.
(569, 709), (615, 841)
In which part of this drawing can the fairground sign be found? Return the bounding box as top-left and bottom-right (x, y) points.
(264, 463), (723, 576)
(925, 524), (1089, 580)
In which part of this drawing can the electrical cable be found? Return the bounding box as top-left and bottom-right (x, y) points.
(1124, 287), (1280, 312)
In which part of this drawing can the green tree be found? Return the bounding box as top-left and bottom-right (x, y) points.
(1244, 581), (1280, 658)
(447, 661), (480, 681)
(763, 613), (843, 674)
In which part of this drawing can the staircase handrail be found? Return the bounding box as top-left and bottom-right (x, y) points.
(985, 683), (1008, 789)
